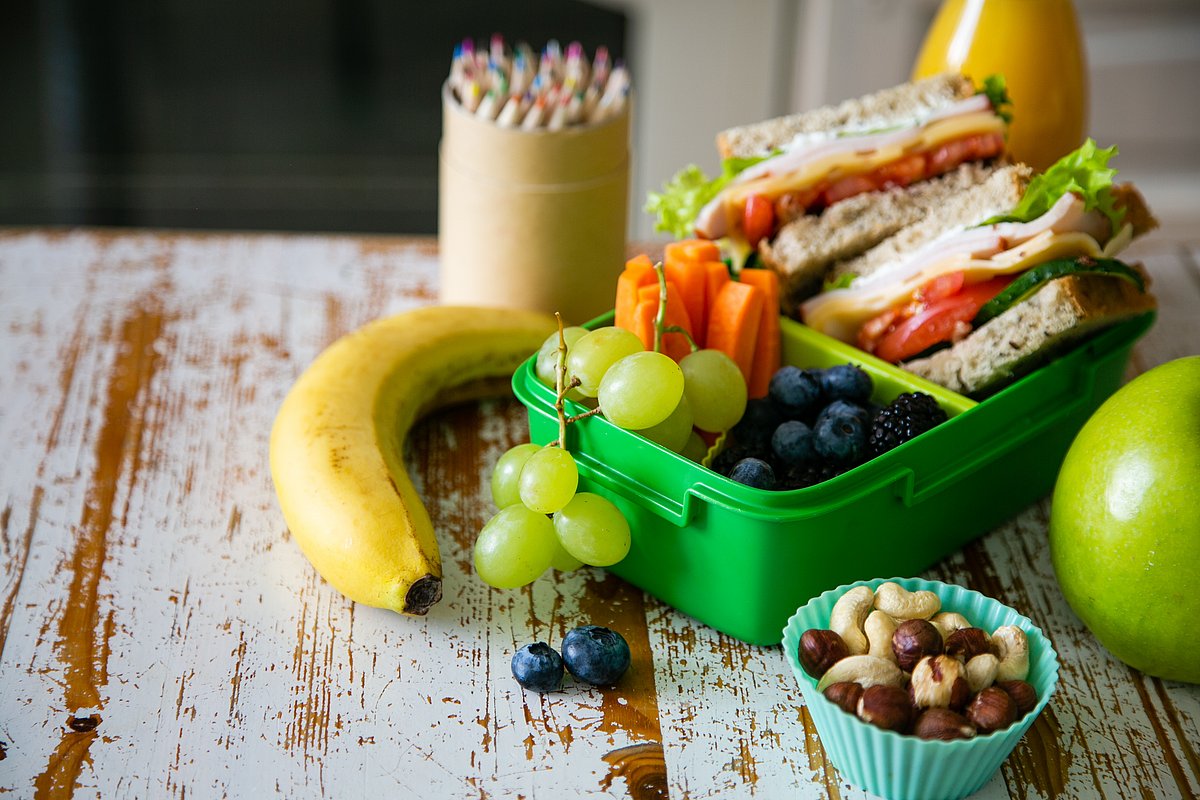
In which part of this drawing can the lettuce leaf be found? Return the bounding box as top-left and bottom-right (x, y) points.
(979, 139), (1125, 232)
(978, 74), (1013, 124)
(645, 153), (774, 240)
(822, 272), (856, 292)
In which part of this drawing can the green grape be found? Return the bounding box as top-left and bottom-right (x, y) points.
(518, 446), (578, 514)
(535, 326), (588, 399)
(549, 536), (584, 572)
(598, 351), (684, 430)
(680, 431), (709, 463)
(554, 492), (631, 567)
(491, 443), (540, 508)
(680, 348), (748, 432)
(635, 394), (693, 452)
(473, 504), (558, 588)
(566, 326), (643, 397)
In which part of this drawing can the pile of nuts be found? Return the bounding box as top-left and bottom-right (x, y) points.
(798, 582), (1038, 740)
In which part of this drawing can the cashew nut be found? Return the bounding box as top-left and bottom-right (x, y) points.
(874, 582), (941, 620)
(964, 653), (1000, 694)
(865, 610), (899, 664)
(930, 611), (971, 642)
(829, 586), (874, 656)
(992, 625), (1030, 682)
(816, 655), (905, 693)
(911, 655), (969, 709)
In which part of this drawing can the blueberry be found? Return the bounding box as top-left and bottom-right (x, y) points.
(769, 366), (823, 419)
(730, 398), (782, 450)
(511, 642), (565, 692)
(819, 364), (873, 404)
(729, 457), (776, 489)
(771, 420), (816, 466)
(821, 399), (869, 423)
(813, 405), (867, 465)
(562, 625), (631, 686)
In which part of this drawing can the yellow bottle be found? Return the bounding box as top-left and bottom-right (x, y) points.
(913, 0), (1088, 170)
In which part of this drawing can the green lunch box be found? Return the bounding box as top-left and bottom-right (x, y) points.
(513, 312), (1155, 645)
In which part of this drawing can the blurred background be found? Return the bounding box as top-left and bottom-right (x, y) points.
(2, 0), (1197, 240)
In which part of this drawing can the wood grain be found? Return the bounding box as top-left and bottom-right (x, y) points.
(0, 229), (1196, 800)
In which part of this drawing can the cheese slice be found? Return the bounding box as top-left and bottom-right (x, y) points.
(693, 101), (1005, 238)
(724, 112), (1004, 207)
(803, 231), (1118, 343)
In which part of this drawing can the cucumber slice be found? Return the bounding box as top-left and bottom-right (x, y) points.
(973, 258), (1145, 327)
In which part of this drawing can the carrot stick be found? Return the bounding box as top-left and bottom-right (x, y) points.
(702, 260), (731, 331)
(706, 281), (763, 384)
(664, 239), (721, 267)
(738, 268), (781, 399)
(664, 259), (709, 348)
(616, 255), (657, 332)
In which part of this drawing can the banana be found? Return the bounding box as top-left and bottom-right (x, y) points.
(269, 305), (557, 615)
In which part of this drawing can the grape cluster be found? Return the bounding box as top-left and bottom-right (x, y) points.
(539, 326), (748, 456)
(476, 439), (630, 589)
(475, 323), (753, 589)
(714, 364), (947, 490)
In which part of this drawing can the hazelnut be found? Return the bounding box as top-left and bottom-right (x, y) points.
(892, 619), (943, 672)
(823, 681), (863, 715)
(966, 686), (1018, 733)
(913, 708), (976, 741)
(996, 679), (1038, 717)
(910, 655), (971, 710)
(856, 684), (914, 733)
(945, 627), (993, 662)
(799, 629), (850, 678)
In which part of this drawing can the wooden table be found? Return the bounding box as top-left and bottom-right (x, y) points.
(1, 228), (1197, 800)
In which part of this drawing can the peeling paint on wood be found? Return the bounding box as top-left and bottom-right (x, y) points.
(0, 230), (1196, 799)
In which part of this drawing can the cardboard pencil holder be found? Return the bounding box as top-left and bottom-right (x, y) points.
(438, 83), (630, 325)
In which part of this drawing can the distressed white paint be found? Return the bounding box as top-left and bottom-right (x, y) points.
(0, 230), (1197, 799)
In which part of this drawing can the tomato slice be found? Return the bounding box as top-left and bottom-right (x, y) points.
(875, 154), (926, 189)
(823, 174), (878, 205)
(869, 275), (1014, 364)
(920, 270), (966, 303)
(742, 194), (775, 246)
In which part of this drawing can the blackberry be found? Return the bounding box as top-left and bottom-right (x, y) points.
(730, 398), (783, 450)
(711, 444), (755, 476)
(867, 392), (948, 457)
(778, 462), (844, 490)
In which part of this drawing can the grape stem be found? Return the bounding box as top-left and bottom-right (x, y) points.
(566, 407), (603, 424)
(553, 313), (569, 448)
(653, 262), (700, 354)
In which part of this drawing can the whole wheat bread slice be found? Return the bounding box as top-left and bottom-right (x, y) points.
(717, 73), (975, 160)
(828, 164), (1032, 284)
(902, 271), (1156, 396)
(762, 161), (1006, 309)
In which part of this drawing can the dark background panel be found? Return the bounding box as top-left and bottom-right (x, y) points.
(0, 0), (627, 233)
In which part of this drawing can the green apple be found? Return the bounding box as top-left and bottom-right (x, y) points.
(1049, 356), (1200, 684)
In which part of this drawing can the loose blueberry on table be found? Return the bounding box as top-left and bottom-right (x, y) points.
(511, 642), (565, 693)
(561, 625), (631, 686)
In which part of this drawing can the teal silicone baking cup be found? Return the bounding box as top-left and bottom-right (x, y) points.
(782, 577), (1060, 800)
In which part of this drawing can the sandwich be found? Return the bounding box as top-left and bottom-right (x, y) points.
(799, 140), (1158, 396)
(646, 73), (1013, 304)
